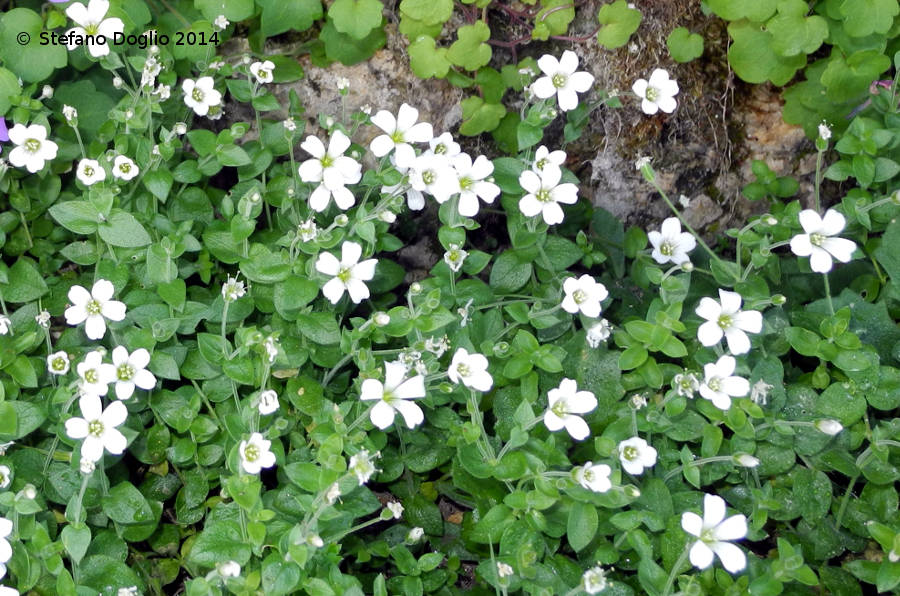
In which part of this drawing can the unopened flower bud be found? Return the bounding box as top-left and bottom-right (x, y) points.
(681, 261), (694, 272)
(409, 282), (422, 295)
(112, 76), (123, 89)
(815, 419), (843, 436)
(406, 527), (424, 543)
(734, 453), (760, 468)
(334, 214), (348, 227)
(765, 215), (778, 226)
(373, 312), (390, 327)
(772, 294), (786, 306)
(174, 122), (187, 135)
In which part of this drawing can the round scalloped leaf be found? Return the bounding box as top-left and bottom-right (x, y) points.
(596, 0), (641, 50)
(329, 0), (384, 40)
(0, 67), (21, 115)
(726, 20), (805, 85)
(666, 27), (704, 62)
(194, 0), (254, 21)
(0, 9), (67, 83)
(399, 0), (453, 26)
(768, 0), (827, 57)
(320, 18), (386, 66)
(257, 0), (322, 38)
(408, 35), (450, 79)
(706, 0), (775, 22)
(447, 21), (492, 71)
(838, 0), (899, 37)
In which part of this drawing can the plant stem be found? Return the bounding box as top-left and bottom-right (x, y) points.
(661, 547), (691, 596)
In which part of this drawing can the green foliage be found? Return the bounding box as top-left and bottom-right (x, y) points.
(596, 0), (642, 49)
(666, 27), (704, 63)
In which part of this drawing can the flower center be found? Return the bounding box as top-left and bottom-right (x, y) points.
(51, 357), (66, 371)
(320, 154), (334, 168)
(645, 86), (660, 102)
(660, 241), (674, 256)
(337, 267), (352, 283)
(810, 232), (825, 247)
(192, 87), (204, 102)
(84, 368), (99, 384)
(536, 158), (548, 170)
(119, 163), (131, 173)
(552, 73), (568, 88)
(700, 528), (716, 543)
(86, 299), (102, 315)
(708, 377), (721, 392)
(244, 444), (259, 462)
(422, 170), (436, 185)
(623, 446), (639, 461)
(456, 362), (471, 378)
(551, 397), (569, 417)
(88, 419), (104, 438)
(459, 176), (472, 190)
(117, 363), (134, 382)
(25, 138), (41, 152)
(536, 188), (552, 203)
(83, 165), (94, 177)
(85, 23), (100, 36)
(390, 131), (405, 144)
(434, 143), (447, 155)
(573, 289), (587, 304)
(717, 314), (732, 330)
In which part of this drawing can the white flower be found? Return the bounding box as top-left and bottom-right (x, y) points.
(298, 219), (317, 242)
(448, 348), (493, 392)
(337, 77), (350, 92)
(673, 372), (700, 398)
(349, 449), (377, 485)
(409, 153), (460, 204)
(141, 57), (161, 87)
(634, 155), (652, 170)
(544, 378), (597, 441)
(681, 493), (748, 573)
(618, 436), (658, 475)
(217, 561), (241, 578)
(0, 317), (9, 336)
(561, 275), (608, 318)
(815, 419), (843, 436)
(249, 60), (275, 84)
(65, 393), (128, 462)
(387, 501), (404, 519)
(62, 105), (78, 123)
(369, 103), (433, 168)
(789, 209), (857, 273)
(695, 290), (763, 355)
(76, 350), (115, 397)
(35, 310), (50, 328)
(222, 275), (246, 302)
(79, 459), (95, 474)
(7, 124), (58, 173)
(0, 517), (12, 573)
(632, 68), (679, 115)
(182, 77), (222, 117)
(263, 336), (278, 363)
(213, 14), (229, 29)
(299, 130), (362, 212)
(574, 462), (612, 493)
(532, 145), (566, 173)
(497, 562), (514, 578)
(749, 380), (773, 405)
(451, 153), (499, 217)
(76, 158), (106, 186)
(47, 351), (71, 376)
(360, 361), (426, 429)
(407, 527), (424, 542)
(586, 320), (612, 347)
(443, 244), (468, 273)
(531, 51), (594, 112)
(582, 565), (609, 594)
(631, 394), (648, 409)
(648, 217), (696, 265)
(518, 165), (578, 225)
(254, 390), (278, 415)
(316, 241), (377, 304)
(65, 0), (124, 57)
(424, 336), (449, 358)
(65, 279), (126, 340)
(818, 122), (831, 141)
(173, 122), (187, 135)
(112, 155), (139, 181)
(0, 466), (10, 490)
(108, 346), (155, 400)
(325, 482), (341, 504)
(239, 432), (276, 474)
(700, 355), (749, 410)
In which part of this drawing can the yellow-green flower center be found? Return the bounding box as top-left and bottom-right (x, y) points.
(337, 267), (352, 283)
(459, 177), (472, 190)
(86, 299), (102, 315)
(244, 444), (259, 462)
(536, 158), (548, 170)
(434, 143), (447, 155)
(52, 357), (66, 371)
(119, 163), (131, 174)
(422, 170), (435, 185)
(25, 139), (41, 152)
(552, 73), (567, 88)
(810, 232), (825, 247)
(456, 362), (470, 377)
(88, 419), (104, 437)
(645, 86), (660, 102)
(191, 87), (204, 102)
(117, 363), (134, 382)
(84, 369), (99, 384)
(717, 314), (732, 330)
(660, 242), (674, 256)
(573, 289), (587, 304)
(536, 189), (551, 203)
(320, 154), (334, 168)
(708, 377), (721, 392)
(84, 23), (100, 36)
(623, 446), (639, 460)
(390, 131), (404, 144)
(551, 398), (568, 417)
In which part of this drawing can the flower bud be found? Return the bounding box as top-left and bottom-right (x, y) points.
(334, 214), (349, 227)
(406, 527), (424, 543)
(815, 419), (843, 436)
(772, 294), (786, 306)
(409, 282), (422, 295)
(681, 261), (694, 272)
(734, 453), (760, 468)
(373, 312), (390, 327)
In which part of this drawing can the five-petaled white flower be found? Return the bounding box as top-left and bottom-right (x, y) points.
(452, 153), (500, 217)
(249, 60), (275, 84)
(299, 130), (363, 212)
(7, 124), (58, 173)
(408, 152), (460, 204)
(574, 462), (612, 493)
(112, 155), (139, 181)
(369, 103), (433, 168)
(258, 390), (279, 415)
(790, 209), (857, 273)
(586, 319), (612, 347)
(518, 165), (578, 225)
(443, 244), (468, 273)
(182, 77), (222, 117)
(76, 158), (106, 186)
(681, 493), (748, 573)
(633, 68), (679, 115)
(360, 360), (426, 429)
(532, 145), (566, 173)
(531, 51), (594, 112)
(700, 355), (749, 410)
(673, 372), (700, 398)
(315, 241), (378, 304)
(76, 350), (115, 396)
(618, 436), (658, 475)
(497, 561), (514, 578)
(582, 565), (609, 594)
(349, 449), (377, 485)
(65, 0), (124, 57)
(695, 289), (762, 355)
(110, 346), (156, 400)
(47, 351), (71, 376)
(65, 393), (128, 462)
(544, 378), (597, 440)
(239, 432), (276, 474)
(428, 132), (461, 158)
(648, 217), (696, 265)
(65, 279), (127, 340)
(448, 348), (493, 392)
(222, 275), (246, 302)
(213, 14), (229, 29)
(561, 275), (608, 318)
(0, 516), (12, 577)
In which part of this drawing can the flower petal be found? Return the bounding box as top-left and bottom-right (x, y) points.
(820, 209), (846, 236)
(689, 540), (715, 570)
(714, 514), (748, 541)
(712, 541), (747, 573)
(369, 400), (395, 429)
(315, 252), (341, 276)
(393, 399), (424, 429)
(703, 494), (727, 527)
(564, 415), (590, 440)
(681, 511), (703, 537)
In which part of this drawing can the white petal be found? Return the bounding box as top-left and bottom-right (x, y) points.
(352, 258), (378, 281)
(518, 170), (542, 194)
(820, 209), (846, 236)
(81, 437), (104, 462)
(712, 542), (746, 573)
(718, 290), (742, 314)
(724, 329), (750, 355)
(530, 76), (557, 99)
(641, 98), (659, 115)
(695, 296), (722, 321)
(558, 50), (579, 74)
(647, 68), (670, 88)
(102, 400), (128, 427)
(115, 381), (135, 400)
(360, 378), (384, 401)
(657, 96), (677, 113)
(65, 417), (89, 439)
(722, 376), (749, 397)
(809, 247), (833, 273)
(395, 375), (426, 400)
(133, 369), (156, 390)
(542, 202), (565, 225)
(341, 241), (363, 267)
(703, 494), (727, 527)
(519, 195), (543, 217)
(369, 400), (395, 429)
(369, 134), (395, 157)
(544, 410), (565, 431)
(734, 310), (762, 334)
(697, 321), (723, 346)
(65, 305), (88, 326)
(405, 122), (434, 143)
(298, 159), (324, 183)
(681, 512), (703, 537)
(797, 209), (823, 234)
(102, 300), (126, 322)
(346, 279), (370, 303)
(568, 71), (594, 92)
(556, 88), (578, 112)
(822, 237), (856, 263)
(370, 110), (396, 134)
(714, 515), (748, 541)
(130, 348), (151, 369)
(565, 415), (590, 440)
(632, 78), (648, 98)
(102, 428), (127, 455)
(68, 284), (92, 306)
(393, 399), (424, 429)
(316, 252), (341, 276)
(84, 315), (107, 340)
(328, 130), (351, 155)
(396, 103), (420, 132)
(536, 54), (560, 76)
(321, 278), (346, 304)
(790, 234), (813, 257)
(689, 540), (715, 570)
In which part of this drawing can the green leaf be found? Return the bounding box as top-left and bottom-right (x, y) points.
(838, 0), (898, 37)
(726, 20), (806, 85)
(821, 50), (892, 103)
(875, 220), (900, 290)
(408, 36), (451, 79)
(329, 0), (383, 39)
(792, 468), (832, 522)
(98, 211), (153, 248)
(274, 278), (319, 318)
(460, 96), (506, 136)
(53, 81), (117, 137)
(297, 312), (341, 345)
(489, 250), (532, 292)
(706, 0), (775, 21)
(0, 67), (21, 115)
(79, 555), (144, 594)
(2, 258), (48, 303)
(257, 0), (322, 37)
(447, 21), (492, 71)
(0, 9), (67, 82)
(767, 0), (827, 57)
(666, 27), (704, 62)
(596, 0), (642, 49)
(567, 502), (598, 551)
(49, 201), (102, 235)
(816, 381), (866, 426)
(102, 482), (154, 524)
(143, 169), (174, 201)
(194, 0), (254, 21)
(187, 521), (252, 567)
(320, 18), (387, 65)
(399, 0), (453, 25)
(534, 0), (574, 37)
(61, 525), (91, 565)
(217, 145), (252, 167)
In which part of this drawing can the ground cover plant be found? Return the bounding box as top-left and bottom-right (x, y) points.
(0, 0), (899, 595)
